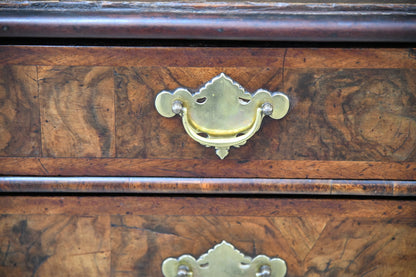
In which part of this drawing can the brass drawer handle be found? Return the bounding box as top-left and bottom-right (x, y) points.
(162, 241), (287, 277)
(155, 73), (290, 159)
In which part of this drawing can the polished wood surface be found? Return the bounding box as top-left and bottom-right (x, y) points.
(0, 46), (415, 179)
(1, 158), (415, 180)
(0, 177), (415, 196)
(1, 1), (415, 42)
(39, 66), (115, 157)
(1, 4), (415, 277)
(0, 196), (414, 276)
(1, 47), (415, 68)
(0, 66), (40, 157)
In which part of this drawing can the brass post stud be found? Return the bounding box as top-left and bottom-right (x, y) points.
(177, 265), (190, 277)
(172, 100), (183, 115)
(261, 103), (273, 116)
(258, 265), (272, 277)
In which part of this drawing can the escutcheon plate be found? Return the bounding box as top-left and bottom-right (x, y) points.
(162, 241), (287, 277)
(155, 73), (290, 159)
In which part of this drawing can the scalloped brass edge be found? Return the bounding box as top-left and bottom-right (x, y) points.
(161, 241), (287, 277)
(155, 73), (290, 159)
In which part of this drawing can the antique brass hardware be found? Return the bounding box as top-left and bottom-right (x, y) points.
(162, 241), (287, 277)
(155, 73), (290, 159)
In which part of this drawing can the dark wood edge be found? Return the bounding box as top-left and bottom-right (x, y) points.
(0, 2), (415, 42)
(0, 177), (415, 197)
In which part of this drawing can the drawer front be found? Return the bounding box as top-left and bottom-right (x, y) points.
(0, 196), (415, 276)
(0, 45), (415, 277)
(0, 46), (415, 180)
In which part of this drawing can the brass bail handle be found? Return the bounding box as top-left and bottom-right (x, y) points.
(155, 73), (290, 159)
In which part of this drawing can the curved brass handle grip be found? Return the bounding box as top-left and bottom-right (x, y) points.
(181, 106), (264, 159)
(162, 241), (287, 277)
(155, 73), (290, 159)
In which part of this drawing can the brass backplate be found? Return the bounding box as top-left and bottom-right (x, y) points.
(162, 241), (287, 277)
(155, 73), (289, 159)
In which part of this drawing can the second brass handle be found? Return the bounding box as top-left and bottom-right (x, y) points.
(162, 241), (287, 277)
(176, 264), (271, 277)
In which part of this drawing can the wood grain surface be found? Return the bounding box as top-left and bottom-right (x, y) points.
(0, 215), (110, 277)
(282, 68), (416, 161)
(0, 65), (40, 157)
(39, 66), (115, 157)
(0, 158), (415, 180)
(1, 47), (414, 68)
(0, 196), (414, 276)
(0, 46), (415, 179)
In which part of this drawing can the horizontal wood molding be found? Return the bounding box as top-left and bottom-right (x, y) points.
(0, 176), (415, 196)
(0, 158), (415, 180)
(1, 46), (416, 68)
(0, 1), (415, 42)
(0, 195), (414, 218)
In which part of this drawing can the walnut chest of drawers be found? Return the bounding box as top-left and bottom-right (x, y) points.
(0, 1), (415, 276)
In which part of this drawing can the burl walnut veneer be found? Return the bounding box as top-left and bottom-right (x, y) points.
(0, 1), (415, 276)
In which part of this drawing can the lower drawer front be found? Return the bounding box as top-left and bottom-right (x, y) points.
(0, 196), (414, 276)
